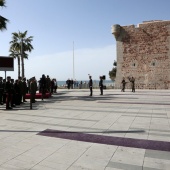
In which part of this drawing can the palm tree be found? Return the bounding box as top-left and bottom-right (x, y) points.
(0, 0), (8, 30)
(9, 31), (33, 78)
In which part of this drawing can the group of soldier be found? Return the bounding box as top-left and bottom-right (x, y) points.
(88, 75), (104, 96)
(0, 74), (58, 110)
(121, 76), (135, 92)
(0, 76), (29, 109)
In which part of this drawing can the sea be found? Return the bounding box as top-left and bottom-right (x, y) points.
(57, 80), (114, 87)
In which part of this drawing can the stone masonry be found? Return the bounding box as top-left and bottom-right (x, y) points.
(112, 20), (170, 89)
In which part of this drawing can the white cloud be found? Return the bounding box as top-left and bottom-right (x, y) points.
(3, 44), (116, 81)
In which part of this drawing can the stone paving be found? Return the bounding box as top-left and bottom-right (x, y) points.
(0, 89), (170, 170)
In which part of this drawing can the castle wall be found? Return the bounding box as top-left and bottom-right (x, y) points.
(112, 21), (170, 89)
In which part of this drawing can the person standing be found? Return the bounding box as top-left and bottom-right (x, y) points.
(99, 76), (103, 95)
(46, 75), (51, 93)
(89, 76), (93, 96)
(54, 79), (58, 93)
(121, 78), (126, 92)
(50, 79), (54, 94)
(18, 77), (23, 104)
(40, 74), (46, 100)
(0, 77), (3, 105)
(14, 80), (20, 105)
(30, 77), (37, 103)
(128, 76), (135, 92)
(22, 78), (27, 102)
(5, 76), (12, 109)
(10, 79), (15, 107)
(2, 79), (6, 104)
(66, 79), (70, 89)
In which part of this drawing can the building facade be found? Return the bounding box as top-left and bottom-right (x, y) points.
(112, 20), (170, 89)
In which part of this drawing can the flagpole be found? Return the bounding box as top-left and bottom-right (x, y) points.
(73, 41), (75, 81)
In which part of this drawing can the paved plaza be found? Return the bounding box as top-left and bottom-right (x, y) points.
(0, 89), (170, 170)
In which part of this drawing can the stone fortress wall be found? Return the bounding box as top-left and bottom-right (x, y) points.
(112, 20), (170, 89)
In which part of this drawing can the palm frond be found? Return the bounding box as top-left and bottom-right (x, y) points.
(0, 15), (8, 30)
(0, 0), (6, 7)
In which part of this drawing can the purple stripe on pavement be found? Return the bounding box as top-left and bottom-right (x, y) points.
(37, 129), (170, 152)
(98, 101), (170, 105)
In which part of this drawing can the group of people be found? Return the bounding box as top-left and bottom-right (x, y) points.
(1, 74), (135, 109)
(121, 76), (135, 92)
(66, 79), (79, 89)
(0, 76), (31, 110)
(0, 74), (58, 110)
(88, 75), (104, 96)
(39, 75), (58, 95)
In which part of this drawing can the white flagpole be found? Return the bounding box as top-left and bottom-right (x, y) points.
(73, 41), (75, 81)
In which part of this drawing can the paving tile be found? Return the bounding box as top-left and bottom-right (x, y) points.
(72, 154), (109, 170)
(110, 146), (145, 166)
(107, 161), (142, 170)
(143, 157), (170, 170)
(145, 150), (170, 160)
(6, 159), (35, 169)
(38, 161), (70, 170)
(30, 165), (56, 170)
(0, 89), (170, 170)
(0, 163), (25, 170)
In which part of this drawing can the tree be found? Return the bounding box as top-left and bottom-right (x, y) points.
(109, 60), (117, 81)
(0, 0), (8, 30)
(9, 31), (33, 78)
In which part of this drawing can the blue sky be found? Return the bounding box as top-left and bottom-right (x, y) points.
(0, 0), (170, 81)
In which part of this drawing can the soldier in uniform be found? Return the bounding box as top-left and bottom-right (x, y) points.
(66, 79), (70, 89)
(40, 74), (46, 100)
(0, 77), (3, 105)
(30, 77), (37, 103)
(10, 79), (15, 107)
(129, 76), (135, 92)
(5, 76), (12, 109)
(22, 78), (27, 102)
(14, 79), (20, 105)
(88, 76), (93, 96)
(121, 77), (126, 92)
(2, 79), (6, 104)
(99, 76), (103, 95)
(18, 77), (23, 104)
(46, 75), (51, 92)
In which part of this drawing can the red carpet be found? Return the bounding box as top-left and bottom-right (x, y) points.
(25, 93), (51, 99)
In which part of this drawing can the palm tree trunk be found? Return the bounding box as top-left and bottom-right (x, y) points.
(21, 57), (24, 78)
(17, 57), (21, 78)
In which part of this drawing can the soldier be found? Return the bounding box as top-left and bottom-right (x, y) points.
(40, 74), (46, 100)
(0, 77), (3, 105)
(46, 75), (51, 92)
(2, 79), (6, 104)
(66, 79), (70, 89)
(88, 76), (93, 96)
(30, 77), (37, 103)
(18, 77), (23, 104)
(50, 79), (54, 94)
(121, 77), (126, 92)
(129, 76), (135, 92)
(22, 78), (27, 102)
(5, 76), (12, 109)
(10, 79), (15, 107)
(14, 79), (20, 105)
(99, 76), (103, 95)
